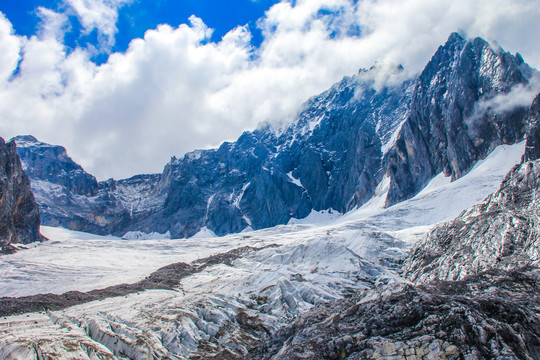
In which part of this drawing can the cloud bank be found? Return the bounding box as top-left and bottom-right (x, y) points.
(0, 0), (539, 179)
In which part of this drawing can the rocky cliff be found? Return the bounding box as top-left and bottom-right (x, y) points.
(148, 64), (414, 237)
(0, 137), (44, 254)
(14, 135), (99, 197)
(384, 33), (532, 206)
(402, 93), (540, 283)
(14, 33), (538, 238)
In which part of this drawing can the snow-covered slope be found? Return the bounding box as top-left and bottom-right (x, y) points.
(0, 141), (525, 359)
(345, 141), (527, 228)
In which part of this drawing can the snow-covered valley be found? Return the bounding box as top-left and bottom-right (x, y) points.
(0, 141), (526, 359)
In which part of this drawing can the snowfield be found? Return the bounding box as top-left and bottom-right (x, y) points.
(0, 142), (525, 359)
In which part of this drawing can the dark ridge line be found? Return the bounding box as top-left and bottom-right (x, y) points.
(0, 244), (278, 318)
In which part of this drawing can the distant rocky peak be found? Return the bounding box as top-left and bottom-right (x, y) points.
(356, 61), (410, 92)
(382, 32), (535, 207)
(415, 31), (535, 115)
(359, 61), (405, 75)
(10, 135), (40, 147)
(420, 31), (466, 72)
(447, 30), (467, 44)
(12, 135), (74, 165)
(420, 32), (530, 91)
(12, 136), (99, 197)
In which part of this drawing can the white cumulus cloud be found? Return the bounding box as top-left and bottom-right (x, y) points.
(0, 0), (539, 180)
(64, 0), (132, 50)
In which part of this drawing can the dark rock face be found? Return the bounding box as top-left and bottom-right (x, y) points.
(384, 33), (531, 206)
(524, 94), (540, 161)
(14, 33), (538, 238)
(13, 135), (99, 197)
(13, 136), (164, 236)
(0, 138), (43, 253)
(402, 93), (540, 283)
(154, 69), (413, 237)
(247, 269), (540, 360)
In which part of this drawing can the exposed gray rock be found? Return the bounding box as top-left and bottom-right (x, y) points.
(13, 135), (99, 197)
(402, 159), (540, 284)
(248, 269), (540, 360)
(402, 93), (540, 283)
(524, 94), (540, 161)
(0, 137), (44, 254)
(384, 33), (532, 206)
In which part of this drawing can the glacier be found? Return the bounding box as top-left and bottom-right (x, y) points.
(0, 141), (525, 359)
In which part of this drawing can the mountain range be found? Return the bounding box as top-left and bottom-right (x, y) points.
(11, 32), (539, 239)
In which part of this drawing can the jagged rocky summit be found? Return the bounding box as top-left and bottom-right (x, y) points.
(13, 135), (164, 236)
(0, 137), (44, 254)
(14, 32), (539, 238)
(14, 135), (100, 197)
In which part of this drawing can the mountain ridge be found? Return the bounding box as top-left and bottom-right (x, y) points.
(13, 32), (539, 238)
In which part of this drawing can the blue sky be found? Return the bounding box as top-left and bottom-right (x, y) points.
(1, 0), (281, 63)
(0, 0), (539, 180)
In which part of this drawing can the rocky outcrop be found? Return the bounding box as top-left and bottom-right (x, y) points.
(402, 93), (540, 283)
(524, 94), (540, 161)
(0, 138), (43, 253)
(14, 135), (99, 197)
(248, 269), (540, 360)
(384, 33), (532, 206)
(403, 159), (540, 283)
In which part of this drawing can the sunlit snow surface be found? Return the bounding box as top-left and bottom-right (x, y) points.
(0, 142), (525, 359)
